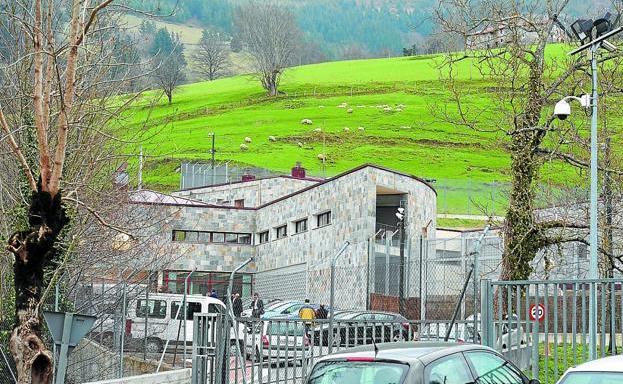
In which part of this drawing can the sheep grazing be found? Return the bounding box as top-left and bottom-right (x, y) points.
(297, 142), (304, 148)
(268, 136), (277, 142)
(343, 127), (350, 132)
(313, 127), (322, 133)
(317, 153), (326, 161)
(395, 108), (403, 112)
(244, 137), (252, 143)
(346, 108), (354, 113)
(358, 126), (365, 131)
(240, 143), (249, 151)
(397, 104), (405, 109)
(301, 118), (313, 125)
(319, 105), (325, 108)
(337, 102), (348, 108)
(383, 106), (393, 112)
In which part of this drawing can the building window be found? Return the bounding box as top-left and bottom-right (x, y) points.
(275, 225), (287, 239)
(295, 218), (308, 234)
(316, 211), (331, 227)
(259, 231), (269, 244)
(238, 233), (252, 244)
(225, 233), (238, 244)
(172, 230), (186, 241)
(212, 232), (225, 243)
(235, 199), (245, 208)
(171, 230), (251, 245)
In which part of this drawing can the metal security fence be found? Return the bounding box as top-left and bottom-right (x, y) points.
(481, 278), (623, 384)
(192, 313), (472, 384)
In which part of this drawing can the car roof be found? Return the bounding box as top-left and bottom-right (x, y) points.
(566, 355), (623, 373)
(314, 342), (493, 365)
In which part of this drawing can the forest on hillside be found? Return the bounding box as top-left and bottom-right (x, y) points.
(127, 0), (432, 59)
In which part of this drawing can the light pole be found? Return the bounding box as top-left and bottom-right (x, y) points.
(560, 13), (623, 360)
(396, 207), (406, 317)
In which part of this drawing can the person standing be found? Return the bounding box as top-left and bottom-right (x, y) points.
(251, 292), (264, 318)
(299, 299), (316, 335)
(315, 304), (328, 319)
(233, 293), (243, 318)
(210, 288), (218, 298)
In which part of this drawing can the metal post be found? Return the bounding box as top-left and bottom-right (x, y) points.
(384, 234), (390, 295)
(588, 42), (599, 360)
(227, 258), (254, 384)
(183, 271), (192, 368)
(419, 236), (424, 319)
(143, 272), (150, 360)
(480, 279), (493, 347)
(398, 221), (406, 316)
(55, 313), (74, 384)
(119, 283), (127, 378)
(210, 133), (216, 186)
(138, 146), (143, 190)
(473, 225), (491, 334)
(328, 241), (350, 353)
(53, 280), (59, 382)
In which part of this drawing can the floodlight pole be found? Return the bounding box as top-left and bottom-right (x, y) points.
(588, 41), (599, 361)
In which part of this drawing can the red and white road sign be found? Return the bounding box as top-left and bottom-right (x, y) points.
(529, 303), (545, 322)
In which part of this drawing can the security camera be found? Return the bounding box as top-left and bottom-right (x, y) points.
(554, 99), (571, 120)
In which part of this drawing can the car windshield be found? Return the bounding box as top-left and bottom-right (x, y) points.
(558, 372), (623, 384)
(268, 301), (297, 312)
(266, 301), (286, 311)
(308, 361), (407, 384)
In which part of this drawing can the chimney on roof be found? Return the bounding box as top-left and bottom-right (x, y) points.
(291, 161), (306, 179)
(242, 174), (256, 182)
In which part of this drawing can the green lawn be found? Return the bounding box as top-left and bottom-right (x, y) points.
(118, 44), (597, 212)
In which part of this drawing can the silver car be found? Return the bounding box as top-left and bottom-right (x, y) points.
(306, 342), (540, 384)
(556, 355), (623, 383)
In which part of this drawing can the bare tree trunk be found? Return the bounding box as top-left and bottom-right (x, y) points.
(8, 188), (68, 384)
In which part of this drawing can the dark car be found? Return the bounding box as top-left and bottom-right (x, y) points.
(306, 342), (540, 384)
(314, 311), (411, 346)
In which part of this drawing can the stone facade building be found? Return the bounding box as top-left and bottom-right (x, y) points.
(132, 164), (437, 310)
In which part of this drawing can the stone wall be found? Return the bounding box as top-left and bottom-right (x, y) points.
(162, 205), (257, 271)
(174, 176), (318, 207)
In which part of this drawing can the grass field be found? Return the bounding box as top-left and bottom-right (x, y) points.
(120, 44), (592, 213)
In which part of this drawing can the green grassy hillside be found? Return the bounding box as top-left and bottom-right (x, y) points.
(120, 45), (582, 213)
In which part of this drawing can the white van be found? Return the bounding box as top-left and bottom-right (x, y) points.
(126, 293), (239, 352)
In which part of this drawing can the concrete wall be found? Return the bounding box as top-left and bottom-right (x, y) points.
(67, 339), (176, 383)
(83, 369), (190, 384)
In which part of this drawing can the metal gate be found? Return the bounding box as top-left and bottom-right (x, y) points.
(480, 278), (623, 384)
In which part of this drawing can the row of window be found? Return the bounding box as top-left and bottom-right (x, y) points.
(172, 230), (252, 244)
(171, 211), (332, 246)
(258, 211), (332, 244)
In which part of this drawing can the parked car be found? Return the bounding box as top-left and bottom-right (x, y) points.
(240, 299), (283, 318)
(556, 355), (623, 384)
(261, 301), (306, 319)
(419, 314), (528, 350)
(313, 311), (410, 346)
(243, 320), (311, 363)
(306, 342), (540, 384)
